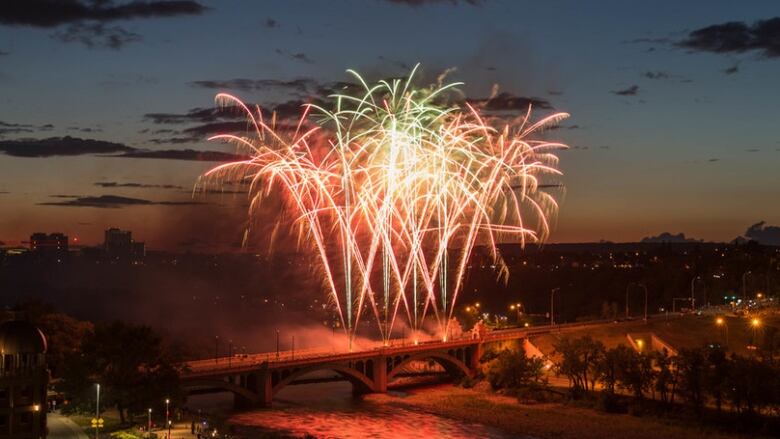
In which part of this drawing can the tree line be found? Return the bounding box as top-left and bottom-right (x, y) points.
(479, 335), (780, 435)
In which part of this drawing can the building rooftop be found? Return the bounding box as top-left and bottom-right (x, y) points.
(0, 320), (47, 354)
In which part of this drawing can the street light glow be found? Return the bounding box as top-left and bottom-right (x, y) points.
(751, 318), (761, 327)
(715, 317), (724, 325)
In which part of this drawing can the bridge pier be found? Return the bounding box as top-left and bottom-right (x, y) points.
(371, 355), (387, 393)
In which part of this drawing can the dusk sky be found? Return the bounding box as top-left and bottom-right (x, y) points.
(1, 0), (779, 250)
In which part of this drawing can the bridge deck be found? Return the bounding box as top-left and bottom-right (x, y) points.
(181, 318), (623, 379)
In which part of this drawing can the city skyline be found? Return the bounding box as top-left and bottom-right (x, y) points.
(1, 1), (780, 250)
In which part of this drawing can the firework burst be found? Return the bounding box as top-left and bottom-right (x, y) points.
(200, 65), (568, 348)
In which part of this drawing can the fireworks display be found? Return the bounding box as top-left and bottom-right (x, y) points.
(201, 65), (569, 347)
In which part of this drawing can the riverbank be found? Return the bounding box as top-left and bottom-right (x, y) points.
(369, 385), (768, 439)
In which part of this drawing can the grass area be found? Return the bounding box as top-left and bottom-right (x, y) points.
(70, 409), (124, 434)
(531, 312), (779, 357)
(377, 385), (769, 439)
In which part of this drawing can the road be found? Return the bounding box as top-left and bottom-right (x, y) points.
(47, 413), (88, 439)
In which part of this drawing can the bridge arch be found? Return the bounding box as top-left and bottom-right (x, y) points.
(271, 363), (376, 397)
(182, 378), (260, 403)
(386, 351), (472, 381)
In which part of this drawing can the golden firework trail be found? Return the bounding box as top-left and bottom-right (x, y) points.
(200, 65), (568, 348)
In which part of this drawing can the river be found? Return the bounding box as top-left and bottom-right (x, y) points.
(186, 380), (520, 439)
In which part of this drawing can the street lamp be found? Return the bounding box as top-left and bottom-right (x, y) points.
(742, 270), (752, 300)
(147, 408), (152, 439)
(214, 335), (219, 364)
(165, 398), (170, 439)
(95, 384), (100, 439)
(509, 302), (522, 324)
(715, 317), (729, 348)
(750, 317), (761, 351)
(625, 283), (648, 320)
(550, 288), (560, 326)
(690, 276), (701, 311)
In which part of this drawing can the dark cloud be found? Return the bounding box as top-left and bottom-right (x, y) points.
(116, 149), (249, 162)
(0, 0), (207, 27)
(612, 85), (639, 96)
(625, 37), (671, 45)
(181, 121), (253, 137)
(275, 48), (314, 64)
(94, 181), (184, 190)
(547, 90), (563, 96)
(745, 148), (760, 152)
(0, 120), (52, 136)
(377, 55), (412, 71)
(641, 232), (702, 244)
(189, 78), (317, 93)
(67, 126), (103, 133)
(147, 137), (198, 145)
(466, 92), (552, 112)
(143, 106), (247, 124)
(382, 0), (485, 6)
(262, 18), (278, 28)
(743, 221), (780, 246)
(641, 71), (692, 83)
(143, 99), (314, 143)
(723, 63), (739, 75)
(642, 71), (670, 80)
(677, 17), (780, 58)
(51, 22), (141, 49)
(0, 127), (34, 137)
(39, 194), (204, 208)
(708, 158), (720, 162)
(0, 136), (133, 157)
(0, 50), (8, 56)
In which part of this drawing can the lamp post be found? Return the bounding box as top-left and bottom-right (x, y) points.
(690, 276), (701, 311)
(165, 398), (170, 439)
(292, 335), (295, 360)
(228, 340), (233, 368)
(509, 302), (522, 324)
(147, 408), (152, 439)
(638, 283), (648, 322)
(750, 317), (761, 349)
(214, 335), (219, 364)
(742, 270), (752, 300)
(276, 329), (280, 360)
(95, 384), (100, 439)
(550, 288), (560, 326)
(715, 317), (729, 349)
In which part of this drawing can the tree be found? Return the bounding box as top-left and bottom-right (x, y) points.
(652, 349), (674, 404)
(486, 349), (546, 390)
(35, 312), (94, 377)
(725, 354), (776, 415)
(612, 345), (652, 401)
(596, 346), (621, 395)
(675, 348), (706, 409)
(554, 336), (605, 393)
(60, 321), (183, 423)
(704, 345), (729, 412)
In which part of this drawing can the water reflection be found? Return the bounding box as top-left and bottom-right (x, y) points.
(188, 381), (518, 439)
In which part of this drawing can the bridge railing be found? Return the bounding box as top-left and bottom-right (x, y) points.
(182, 316), (679, 377)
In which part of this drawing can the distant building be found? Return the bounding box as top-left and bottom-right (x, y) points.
(104, 228), (145, 260)
(0, 320), (48, 438)
(29, 233), (68, 261)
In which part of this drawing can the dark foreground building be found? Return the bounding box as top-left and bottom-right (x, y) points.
(0, 320), (48, 438)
